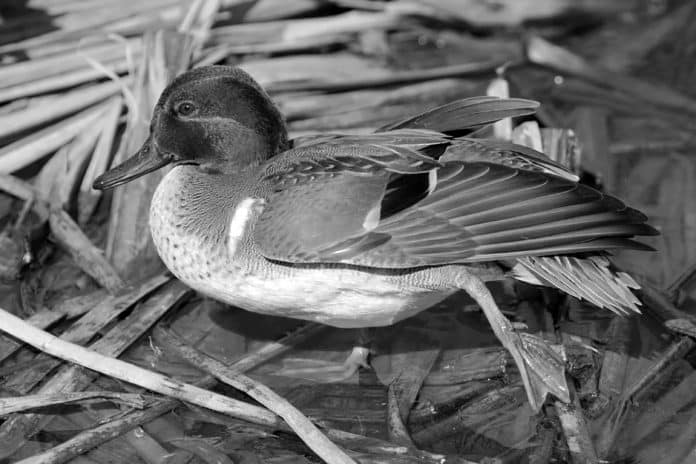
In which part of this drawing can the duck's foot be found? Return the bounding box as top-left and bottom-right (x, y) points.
(277, 346), (371, 383)
(456, 271), (570, 411)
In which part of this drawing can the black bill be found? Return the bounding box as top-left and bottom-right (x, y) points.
(92, 137), (171, 190)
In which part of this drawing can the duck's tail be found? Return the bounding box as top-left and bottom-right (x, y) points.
(511, 254), (643, 315)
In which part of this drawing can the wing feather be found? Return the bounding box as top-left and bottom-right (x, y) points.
(378, 96), (539, 133)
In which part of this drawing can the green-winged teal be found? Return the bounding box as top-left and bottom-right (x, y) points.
(94, 65), (657, 410)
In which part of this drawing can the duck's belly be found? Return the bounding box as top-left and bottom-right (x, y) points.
(182, 265), (455, 328)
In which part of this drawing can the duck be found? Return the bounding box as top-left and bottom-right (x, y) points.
(94, 65), (657, 411)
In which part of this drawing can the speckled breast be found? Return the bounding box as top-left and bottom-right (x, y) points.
(149, 166), (234, 285)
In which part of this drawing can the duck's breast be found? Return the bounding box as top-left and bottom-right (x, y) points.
(150, 166), (237, 285)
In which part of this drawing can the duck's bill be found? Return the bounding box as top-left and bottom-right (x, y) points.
(92, 138), (171, 190)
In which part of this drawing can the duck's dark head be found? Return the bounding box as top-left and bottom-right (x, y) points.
(93, 65), (288, 190)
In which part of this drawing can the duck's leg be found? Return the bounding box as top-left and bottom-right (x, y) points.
(455, 269), (570, 411)
(278, 328), (371, 382)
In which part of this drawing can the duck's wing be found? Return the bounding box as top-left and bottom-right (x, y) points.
(376, 96), (539, 134)
(290, 97), (577, 182)
(253, 135), (657, 268)
(254, 131), (447, 261)
(292, 96), (539, 148)
(443, 138), (578, 181)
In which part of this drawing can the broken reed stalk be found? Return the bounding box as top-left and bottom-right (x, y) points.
(641, 282), (696, 338)
(666, 263), (696, 302)
(527, 416), (555, 464)
(0, 274), (168, 366)
(0, 1), (184, 56)
(597, 316), (632, 405)
(0, 311), (65, 364)
(12, 386), (209, 464)
(526, 36), (696, 116)
(0, 276), (176, 459)
(422, 347), (509, 386)
(265, 60), (501, 93)
(411, 385), (525, 447)
(387, 387), (414, 447)
(52, 118), (104, 210)
(0, 79), (123, 138)
(222, 321), (329, 372)
(0, 59), (132, 102)
(78, 96), (124, 224)
(165, 437), (236, 464)
(625, 368), (696, 450)
(196, 34), (345, 63)
(208, 8), (405, 49)
(49, 208), (126, 292)
(0, 174), (49, 220)
(17, 316), (320, 463)
(664, 413), (696, 464)
(155, 327), (357, 464)
(409, 381), (502, 425)
(0, 173), (126, 294)
(554, 392), (598, 464)
(0, 37), (141, 88)
(0, 391), (147, 416)
(0, 306), (281, 425)
(0, 103), (109, 174)
(596, 334), (696, 457)
(13, 315), (448, 464)
(51, 289), (110, 318)
(385, 334), (440, 445)
(279, 78), (477, 122)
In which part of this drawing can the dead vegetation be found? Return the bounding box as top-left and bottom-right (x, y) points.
(0, 0), (695, 462)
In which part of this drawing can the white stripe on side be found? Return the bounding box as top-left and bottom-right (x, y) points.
(228, 197), (265, 256)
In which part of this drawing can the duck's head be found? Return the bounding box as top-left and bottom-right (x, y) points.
(93, 65), (288, 190)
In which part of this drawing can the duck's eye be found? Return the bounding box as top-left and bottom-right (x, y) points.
(175, 101), (197, 117)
